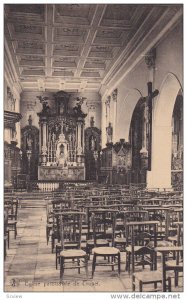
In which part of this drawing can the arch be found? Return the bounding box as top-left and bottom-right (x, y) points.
(147, 73), (183, 189)
(154, 73), (182, 127)
(116, 88), (142, 142)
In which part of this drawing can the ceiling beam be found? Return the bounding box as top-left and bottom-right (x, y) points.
(74, 4), (107, 77)
(45, 4), (53, 77)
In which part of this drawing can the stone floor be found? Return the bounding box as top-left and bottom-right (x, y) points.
(4, 204), (183, 293)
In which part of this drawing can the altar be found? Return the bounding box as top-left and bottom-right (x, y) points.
(37, 91), (86, 181)
(38, 165), (85, 180)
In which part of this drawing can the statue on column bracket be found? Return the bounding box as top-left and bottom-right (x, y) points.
(28, 115), (32, 126)
(112, 89), (118, 102)
(105, 96), (111, 107)
(105, 96), (111, 126)
(90, 116), (95, 127)
(106, 122), (113, 144)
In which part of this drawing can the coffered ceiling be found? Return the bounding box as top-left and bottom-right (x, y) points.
(4, 4), (182, 93)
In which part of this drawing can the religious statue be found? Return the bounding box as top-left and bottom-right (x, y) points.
(57, 144), (67, 166)
(90, 116), (95, 127)
(73, 97), (87, 115)
(90, 135), (96, 151)
(76, 96), (86, 108)
(12, 128), (17, 141)
(54, 123), (61, 139)
(28, 115), (33, 126)
(26, 134), (33, 150)
(106, 122), (113, 144)
(37, 95), (50, 114)
(7, 86), (16, 112)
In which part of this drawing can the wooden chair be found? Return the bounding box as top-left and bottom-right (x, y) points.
(86, 208), (112, 258)
(113, 211), (127, 252)
(45, 196), (54, 245)
(165, 223), (183, 288)
(146, 207), (171, 240)
(125, 221), (158, 274)
(51, 203), (79, 253)
(132, 270), (171, 292)
(7, 198), (19, 239)
(155, 246), (183, 292)
(130, 221), (172, 292)
(4, 208), (10, 259)
(59, 212), (88, 279)
(91, 211), (121, 278)
(168, 221), (183, 247)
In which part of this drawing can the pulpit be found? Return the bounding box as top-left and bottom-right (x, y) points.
(37, 91), (87, 181)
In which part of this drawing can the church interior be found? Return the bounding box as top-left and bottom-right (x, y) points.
(4, 4), (183, 293)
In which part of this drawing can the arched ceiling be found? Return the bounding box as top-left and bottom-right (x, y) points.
(4, 4), (182, 93)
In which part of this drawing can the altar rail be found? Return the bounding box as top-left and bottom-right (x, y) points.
(28, 180), (96, 192)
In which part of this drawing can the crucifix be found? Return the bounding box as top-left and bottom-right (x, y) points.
(143, 82), (159, 171)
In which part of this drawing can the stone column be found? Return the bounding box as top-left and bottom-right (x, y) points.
(101, 99), (107, 148)
(39, 116), (48, 166)
(76, 117), (84, 163)
(147, 125), (173, 189)
(112, 89), (118, 143)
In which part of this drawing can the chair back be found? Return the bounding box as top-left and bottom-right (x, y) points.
(91, 211), (117, 247)
(59, 212), (84, 250)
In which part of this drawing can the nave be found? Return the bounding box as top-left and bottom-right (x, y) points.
(4, 186), (183, 293)
(4, 4), (183, 295)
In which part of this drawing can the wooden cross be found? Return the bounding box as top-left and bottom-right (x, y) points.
(143, 82), (159, 171)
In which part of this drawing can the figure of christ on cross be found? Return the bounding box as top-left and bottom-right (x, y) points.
(143, 82), (159, 171)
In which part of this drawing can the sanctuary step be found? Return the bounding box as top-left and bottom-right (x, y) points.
(14, 191), (48, 208)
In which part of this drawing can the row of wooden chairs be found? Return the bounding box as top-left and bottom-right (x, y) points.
(44, 186), (183, 291)
(45, 196), (183, 290)
(4, 192), (19, 259)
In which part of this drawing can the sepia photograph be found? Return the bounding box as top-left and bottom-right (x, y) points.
(3, 1), (183, 297)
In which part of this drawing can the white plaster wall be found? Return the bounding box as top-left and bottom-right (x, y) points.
(101, 21), (183, 147)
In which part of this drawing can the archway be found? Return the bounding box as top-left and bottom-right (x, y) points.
(171, 92), (183, 190)
(147, 73), (182, 189)
(116, 89), (142, 142)
(129, 97), (147, 184)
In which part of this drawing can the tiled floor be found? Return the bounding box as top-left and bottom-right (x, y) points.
(4, 203), (183, 293)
